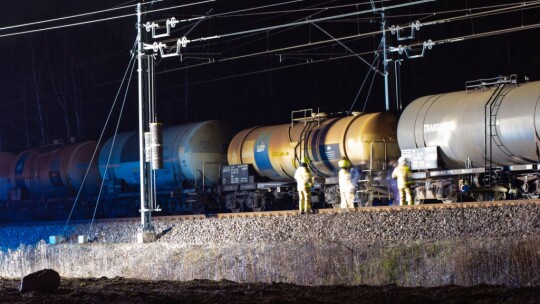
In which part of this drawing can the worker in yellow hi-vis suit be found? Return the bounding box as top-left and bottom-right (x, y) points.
(294, 162), (312, 213)
(392, 156), (412, 205)
(338, 157), (355, 208)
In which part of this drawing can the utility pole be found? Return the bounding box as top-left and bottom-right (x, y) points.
(381, 10), (390, 112)
(136, 3), (161, 243)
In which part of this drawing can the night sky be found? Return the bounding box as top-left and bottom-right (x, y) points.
(0, 0), (539, 152)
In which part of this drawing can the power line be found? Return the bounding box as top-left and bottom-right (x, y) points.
(403, 22), (540, 49)
(0, 0), (216, 39)
(154, 1), (540, 75)
(172, 0), (540, 55)
(157, 53), (358, 89)
(162, 0), (437, 44)
(216, 2), (336, 57)
(212, 1), (385, 18)
(133, 18), (540, 92)
(0, 3), (131, 32)
(394, 1), (540, 30)
(1, 1), (538, 111)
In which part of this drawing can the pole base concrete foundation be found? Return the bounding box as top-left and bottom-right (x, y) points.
(137, 231), (156, 243)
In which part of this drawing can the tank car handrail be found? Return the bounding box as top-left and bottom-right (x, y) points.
(465, 74), (517, 92)
(290, 108), (327, 126)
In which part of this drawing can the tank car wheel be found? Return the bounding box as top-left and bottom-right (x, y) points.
(255, 190), (266, 211)
(324, 186), (341, 208)
(190, 203), (205, 215)
(246, 190), (266, 212)
(361, 194), (374, 207)
(225, 193), (245, 213)
(441, 192), (458, 203)
(493, 191), (506, 201)
(473, 193), (484, 202)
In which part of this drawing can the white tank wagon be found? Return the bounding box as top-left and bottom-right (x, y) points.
(99, 121), (234, 210)
(397, 76), (540, 202)
(224, 110), (400, 211)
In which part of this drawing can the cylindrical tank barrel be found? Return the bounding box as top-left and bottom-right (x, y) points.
(99, 121), (234, 189)
(35, 141), (101, 194)
(397, 80), (540, 168)
(9, 142), (101, 195)
(228, 112), (399, 180)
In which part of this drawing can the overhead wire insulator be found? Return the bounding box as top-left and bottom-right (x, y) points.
(157, 37), (189, 58)
(389, 39), (434, 59)
(390, 20), (422, 41)
(166, 17), (179, 28)
(144, 21), (158, 32)
(144, 17), (180, 39)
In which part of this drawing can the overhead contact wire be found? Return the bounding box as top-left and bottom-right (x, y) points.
(0, 0), (216, 39)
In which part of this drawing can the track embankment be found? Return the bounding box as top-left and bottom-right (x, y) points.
(1, 200), (539, 286)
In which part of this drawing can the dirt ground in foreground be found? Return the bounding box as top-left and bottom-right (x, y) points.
(1, 277), (540, 304)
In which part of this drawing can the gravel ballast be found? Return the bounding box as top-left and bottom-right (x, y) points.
(2, 202), (539, 249)
(1, 202), (539, 286)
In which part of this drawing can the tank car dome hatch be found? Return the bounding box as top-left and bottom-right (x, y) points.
(397, 80), (540, 169)
(311, 112), (328, 118)
(228, 112), (399, 181)
(99, 121), (234, 190)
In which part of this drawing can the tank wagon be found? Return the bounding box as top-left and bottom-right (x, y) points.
(0, 121), (234, 223)
(9, 141), (101, 199)
(222, 109), (400, 211)
(99, 120), (234, 212)
(0, 141), (102, 222)
(398, 75), (540, 202)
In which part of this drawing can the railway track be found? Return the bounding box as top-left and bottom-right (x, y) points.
(4, 199), (538, 227)
(91, 199), (540, 223)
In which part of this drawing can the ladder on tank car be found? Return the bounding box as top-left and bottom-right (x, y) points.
(471, 75), (518, 186)
(289, 109), (327, 168)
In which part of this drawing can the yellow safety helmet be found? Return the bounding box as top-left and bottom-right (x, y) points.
(338, 157), (351, 168)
